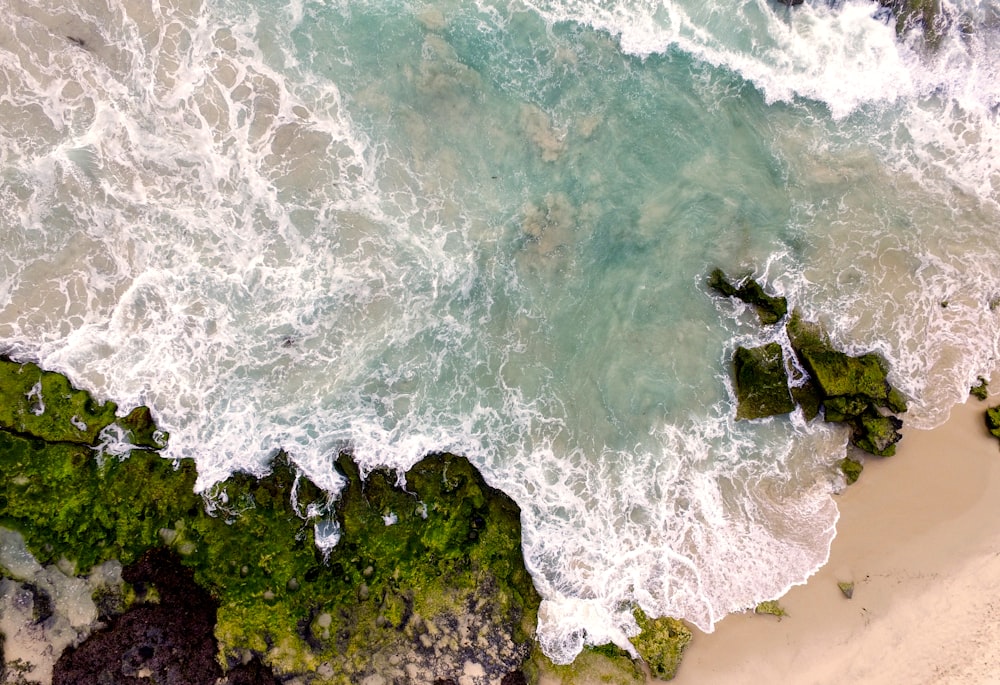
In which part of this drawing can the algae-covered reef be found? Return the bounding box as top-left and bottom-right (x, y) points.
(708, 272), (908, 465)
(0, 356), (540, 682)
(0, 356), (699, 682)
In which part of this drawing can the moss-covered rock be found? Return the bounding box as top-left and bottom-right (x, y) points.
(0, 358), (118, 445)
(753, 600), (786, 618)
(631, 608), (692, 681)
(878, 0), (944, 44)
(0, 357), (167, 450)
(985, 405), (1000, 440)
(971, 377), (989, 401)
(839, 457), (864, 485)
(733, 344), (796, 421)
(853, 411), (904, 457)
(0, 427), (201, 571)
(708, 269), (788, 325)
(785, 312), (906, 457)
(785, 316), (890, 403)
(837, 581), (855, 599)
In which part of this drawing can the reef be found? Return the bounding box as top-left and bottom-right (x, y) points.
(877, 0), (944, 44)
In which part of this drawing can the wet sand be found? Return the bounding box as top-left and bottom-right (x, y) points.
(668, 385), (1000, 684)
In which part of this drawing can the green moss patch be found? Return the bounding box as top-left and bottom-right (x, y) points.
(971, 377), (989, 401)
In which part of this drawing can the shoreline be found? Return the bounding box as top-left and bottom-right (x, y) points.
(666, 383), (1000, 684)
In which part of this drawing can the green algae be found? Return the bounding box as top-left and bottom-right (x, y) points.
(0, 427), (200, 571)
(0, 358), (118, 445)
(837, 581), (855, 599)
(733, 344), (796, 421)
(630, 608), (692, 681)
(785, 312), (906, 456)
(971, 377), (989, 401)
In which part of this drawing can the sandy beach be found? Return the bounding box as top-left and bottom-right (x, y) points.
(667, 385), (1000, 685)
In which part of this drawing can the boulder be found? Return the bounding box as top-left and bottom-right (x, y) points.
(733, 344), (796, 420)
(986, 406), (1000, 440)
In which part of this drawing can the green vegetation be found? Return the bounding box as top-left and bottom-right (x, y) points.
(786, 312), (906, 457)
(707, 269), (788, 325)
(837, 581), (855, 599)
(631, 608), (692, 681)
(733, 344), (796, 420)
(707, 277), (909, 466)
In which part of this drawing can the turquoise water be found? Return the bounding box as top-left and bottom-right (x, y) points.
(1, 0), (998, 661)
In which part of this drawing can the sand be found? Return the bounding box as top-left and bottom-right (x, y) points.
(667, 387), (1000, 685)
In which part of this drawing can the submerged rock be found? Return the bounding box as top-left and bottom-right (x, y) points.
(708, 269), (788, 325)
(971, 377), (989, 401)
(733, 344), (796, 420)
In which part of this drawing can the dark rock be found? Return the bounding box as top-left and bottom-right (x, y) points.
(971, 377), (989, 401)
(53, 548), (223, 685)
(708, 269), (788, 325)
(733, 344), (795, 420)
(502, 671), (529, 685)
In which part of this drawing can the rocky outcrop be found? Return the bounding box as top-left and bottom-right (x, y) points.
(53, 548), (234, 685)
(786, 313), (906, 457)
(707, 276), (908, 462)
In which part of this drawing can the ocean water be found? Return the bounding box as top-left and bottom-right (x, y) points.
(1, 0), (998, 662)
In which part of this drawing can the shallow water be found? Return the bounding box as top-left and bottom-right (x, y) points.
(1, 0), (998, 662)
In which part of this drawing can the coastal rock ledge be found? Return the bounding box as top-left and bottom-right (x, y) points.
(0, 356), (692, 683)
